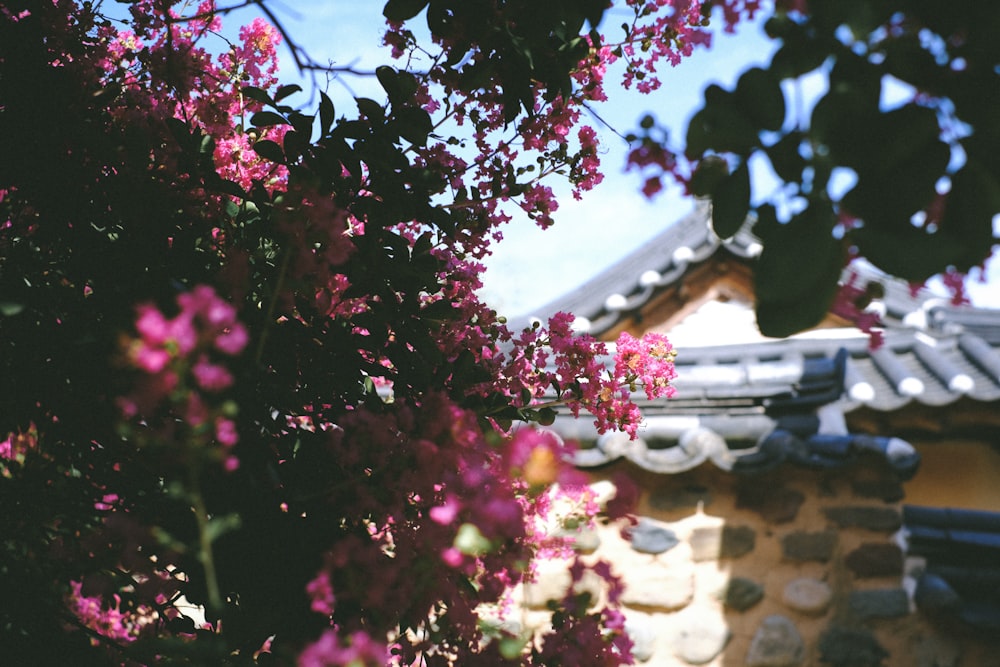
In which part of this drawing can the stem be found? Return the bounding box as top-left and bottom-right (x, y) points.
(190, 471), (223, 614)
(254, 243), (292, 365)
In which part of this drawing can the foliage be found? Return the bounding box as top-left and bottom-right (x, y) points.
(630, 0), (1000, 337)
(0, 0), (767, 664)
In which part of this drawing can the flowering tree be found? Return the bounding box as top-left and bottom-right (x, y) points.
(629, 0), (1000, 337)
(0, 0), (776, 664)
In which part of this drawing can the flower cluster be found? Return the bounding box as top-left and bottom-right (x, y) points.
(120, 285), (248, 469)
(299, 630), (388, 667)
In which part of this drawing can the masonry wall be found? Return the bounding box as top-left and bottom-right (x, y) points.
(513, 456), (998, 667)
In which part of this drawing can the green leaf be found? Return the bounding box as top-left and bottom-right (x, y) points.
(710, 160), (751, 239)
(454, 523), (491, 556)
(273, 84), (302, 103)
(250, 111), (288, 128)
(537, 407), (556, 427)
(0, 302), (24, 317)
(735, 67), (785, 132)
(383, 0), (429, 22)
(252, 139), (285, 163)
(499, 636), (529, 660)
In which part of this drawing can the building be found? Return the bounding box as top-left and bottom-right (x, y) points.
(511, 202), (1000, 666)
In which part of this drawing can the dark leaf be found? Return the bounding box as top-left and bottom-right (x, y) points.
(688, 155), (730, 198)
(765, 132), (806, 183)
(241, 85), (274, 106)
(686, 86), (760, 157)
(710, 160), (751, 239)
(851, 225), (967, 283)
(252, 139), (285, 163)
(288, 111), (314, 138)
(735, 67), (786, 132)
(377, 66), (400, 98)
(319, 92), (336, 135)
(383, 0), (429, 22)
(356, 97), (385, 123)
(395, 106), (433, 146)
(754, 202), (844, 306)
(273, 84), (303, 103)
(283, 130), (309, 160)
(770, 36), (830, 80)
(250, 111), (288, 128)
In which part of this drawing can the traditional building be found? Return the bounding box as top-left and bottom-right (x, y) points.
(511, 202), (1000, 666)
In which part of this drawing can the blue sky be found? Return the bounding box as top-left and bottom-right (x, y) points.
(219, 2), (998, 314)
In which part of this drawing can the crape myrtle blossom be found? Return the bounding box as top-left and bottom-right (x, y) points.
(119, 285), (248, 471)
(498, 314), (677, 438)
(0, 0), (712, 664)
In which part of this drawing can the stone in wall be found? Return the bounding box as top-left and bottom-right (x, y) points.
(521, 559), (603, 609)
(625, 612), (657, 663)
(849, 588), (910, 619)
(782, 578), (832, 616)
(669, 605), (731, 665)
(781, 530), (837, 562)
(845, 543), (904, 578)
(745, 615), (804, 667)
(690, 524), (756, 561)
(721, 577), (764, 612)
(851, 476), (904, 503)
(736, 484), (805, 524)
(621, 560), (695, 610)
(561, 527), (601, 554)
(649, 483), (713, 511)
(818, 626), (888, 667)
(627, 519), (680, 555)
(915, 635), (962, 667)
(821, 505), (902, 532)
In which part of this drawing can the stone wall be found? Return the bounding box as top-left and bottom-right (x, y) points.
(511, 459), (996, 666)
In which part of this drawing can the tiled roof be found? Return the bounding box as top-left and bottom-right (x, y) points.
(522, 204), (1000, 474)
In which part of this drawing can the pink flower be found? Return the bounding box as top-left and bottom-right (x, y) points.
(192, 356), (234, 392)
(215, 418), (239, 447)
(298, 630), (388, 667)
(133, 343), (171, 373)
(306, 570), (335, 616)
(214, 324), (248, 355)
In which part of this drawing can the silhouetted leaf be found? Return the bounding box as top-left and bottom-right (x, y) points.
(754, 204), (844, 337)
(735, 67), (785, 132)
(250, 111), (288, 128)
(318, 92), (335, 135)
(273, 84), (302, 103)
(395, 106), (433, 146)
(711, 160), (750, 239)
(252, 139), (285, 163)
(383, 0), (429, 21)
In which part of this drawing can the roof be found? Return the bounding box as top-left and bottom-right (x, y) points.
(523, 204), (1000, 474)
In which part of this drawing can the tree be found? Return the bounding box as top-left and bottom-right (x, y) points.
(0, 0), (713, 664)
(629, 0), (1000, 337)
